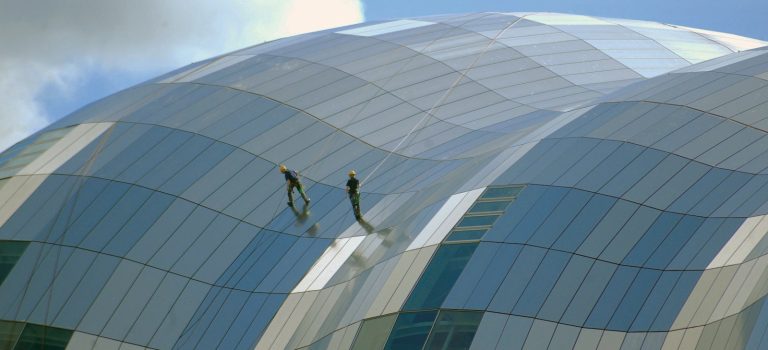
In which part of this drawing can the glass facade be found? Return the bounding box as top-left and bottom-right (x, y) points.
(1, 11), (767, 350)
(0, 321), (72, 350)
(0, 241), (28, 285)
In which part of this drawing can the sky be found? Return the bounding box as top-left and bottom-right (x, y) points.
(0, 0), (766, 151)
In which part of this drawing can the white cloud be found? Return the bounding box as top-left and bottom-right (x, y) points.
(0, 0), (364, 151)
(276, 0), (365, 37)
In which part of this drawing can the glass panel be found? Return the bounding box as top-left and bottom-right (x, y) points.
(404, 243), (479, 310)
(0, 241), (29, 285)
(456, 215), (499, 228)
(13, 323), (72, 350)
(383, 311), (438, 350)
(0, 127), (73, 178)
(423, 311), (483, 350)
(482, 186), (523, 199)
(351, 314), (397, 350)
(0, 321), (24, 349)
(338, 19), (434, 37)
(468, 201), (511, 213)
(445, 229), (487, 242)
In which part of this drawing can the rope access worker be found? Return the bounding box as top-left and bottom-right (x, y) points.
(279, 164), (310, 207)
(346, 170), (361, 220)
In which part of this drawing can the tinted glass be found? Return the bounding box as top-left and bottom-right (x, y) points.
(0, 241), (29, 285)
(404, 243), (478, 310)
(423, 311), (483, 350)
(482, 186), (523, 199)
(468, 201), (511, 213)
(0, 321), (23, 349)
(445, 229), (487, 242)
(383, 311), (438, 350)
(351, 314), (397, 350)
(13, 324), (72, 350)
(0, 127), (71, 178)
(456, 215), (499, 228)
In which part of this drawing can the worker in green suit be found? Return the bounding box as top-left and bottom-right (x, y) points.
(346, 170), (361, 220)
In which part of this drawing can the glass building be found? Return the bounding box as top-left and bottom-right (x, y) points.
(2, 12), (768, 350)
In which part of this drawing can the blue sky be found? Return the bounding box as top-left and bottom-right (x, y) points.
(366, 0), (768, 41)
(2, 0), (767, 151)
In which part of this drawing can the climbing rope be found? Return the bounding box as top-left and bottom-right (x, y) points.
(361, 15), (530, 186)
(10, 123), (115, 349)
(43, 124), (117, 324)
(275, 24), (489, 224)
(285, 14), (519, 227)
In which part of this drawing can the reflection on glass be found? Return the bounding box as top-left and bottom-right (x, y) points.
(404, 243), (478, 310)
(383, 311), (438, 350)
(482, 186), (523, 199)
(422, 311), (483, 350)
(0, 241), (29, 285)
(442, 185), (525, 244)
(0, 321), (24, 350)
(0, 127), (72, 179)
(351, 314), (397, 350)
(3, 322), (72, 350)
(456, 215), (499, 228)
(358, 219), (375, 234)
(468, 201), (510, 213)
(290, 204), (311, 225)
(445, 229), (487, 242)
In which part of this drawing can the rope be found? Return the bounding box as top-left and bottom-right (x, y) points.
(361, 15), (529, 186)
(13, 71), (181, 342)
(282, 21), (490, 224)
(281, 14), (509, 229)
(9, 123), (115, 349)
(43, 124), (116, 324)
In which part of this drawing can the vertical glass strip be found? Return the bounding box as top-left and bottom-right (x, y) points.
(0, 241), (29, 285)
(468, 201), (511, 213)
(445, 229), (487, 242)
(423, 311), (484, 350)
(13, 323), (73, 350)
(0, 127), (72, 179)
(383, 311), (438, 350)
(455, 215), (499, 228)
(404, 243), (478, 310)
(482, 186), (523, 199)
(351, 314), (398, 350)
(0, 321), (24, 350)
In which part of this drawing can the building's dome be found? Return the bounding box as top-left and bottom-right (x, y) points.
(0, 12), (767, 350)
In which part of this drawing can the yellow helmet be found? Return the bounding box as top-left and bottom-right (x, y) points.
(279, 164), (288, 173)
(348, 170), (356, 177)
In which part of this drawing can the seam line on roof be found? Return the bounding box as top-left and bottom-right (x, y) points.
(9, 239), (311, 295)
(317, 236), (761, 299)
(605, 99), (768, 139)
(299, 303), (765, 349)
(26, 120), (768, 215)
(543, 134), (768, 176)
(695, 64), (768, 83)
(11, 124), (768, 217)
(256, 52), (569, 134)
(429, 14), (651, 95)
(594, 18), (695, 64)
(531, 19), (647, 80)
(0, 173), (344, 238)
(295, 242), (765, 345)
(327, 17), (603, 110)
(96, 119), (470, 189)
(201, 50), (533, 133)
(152, 82), (516, 160)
